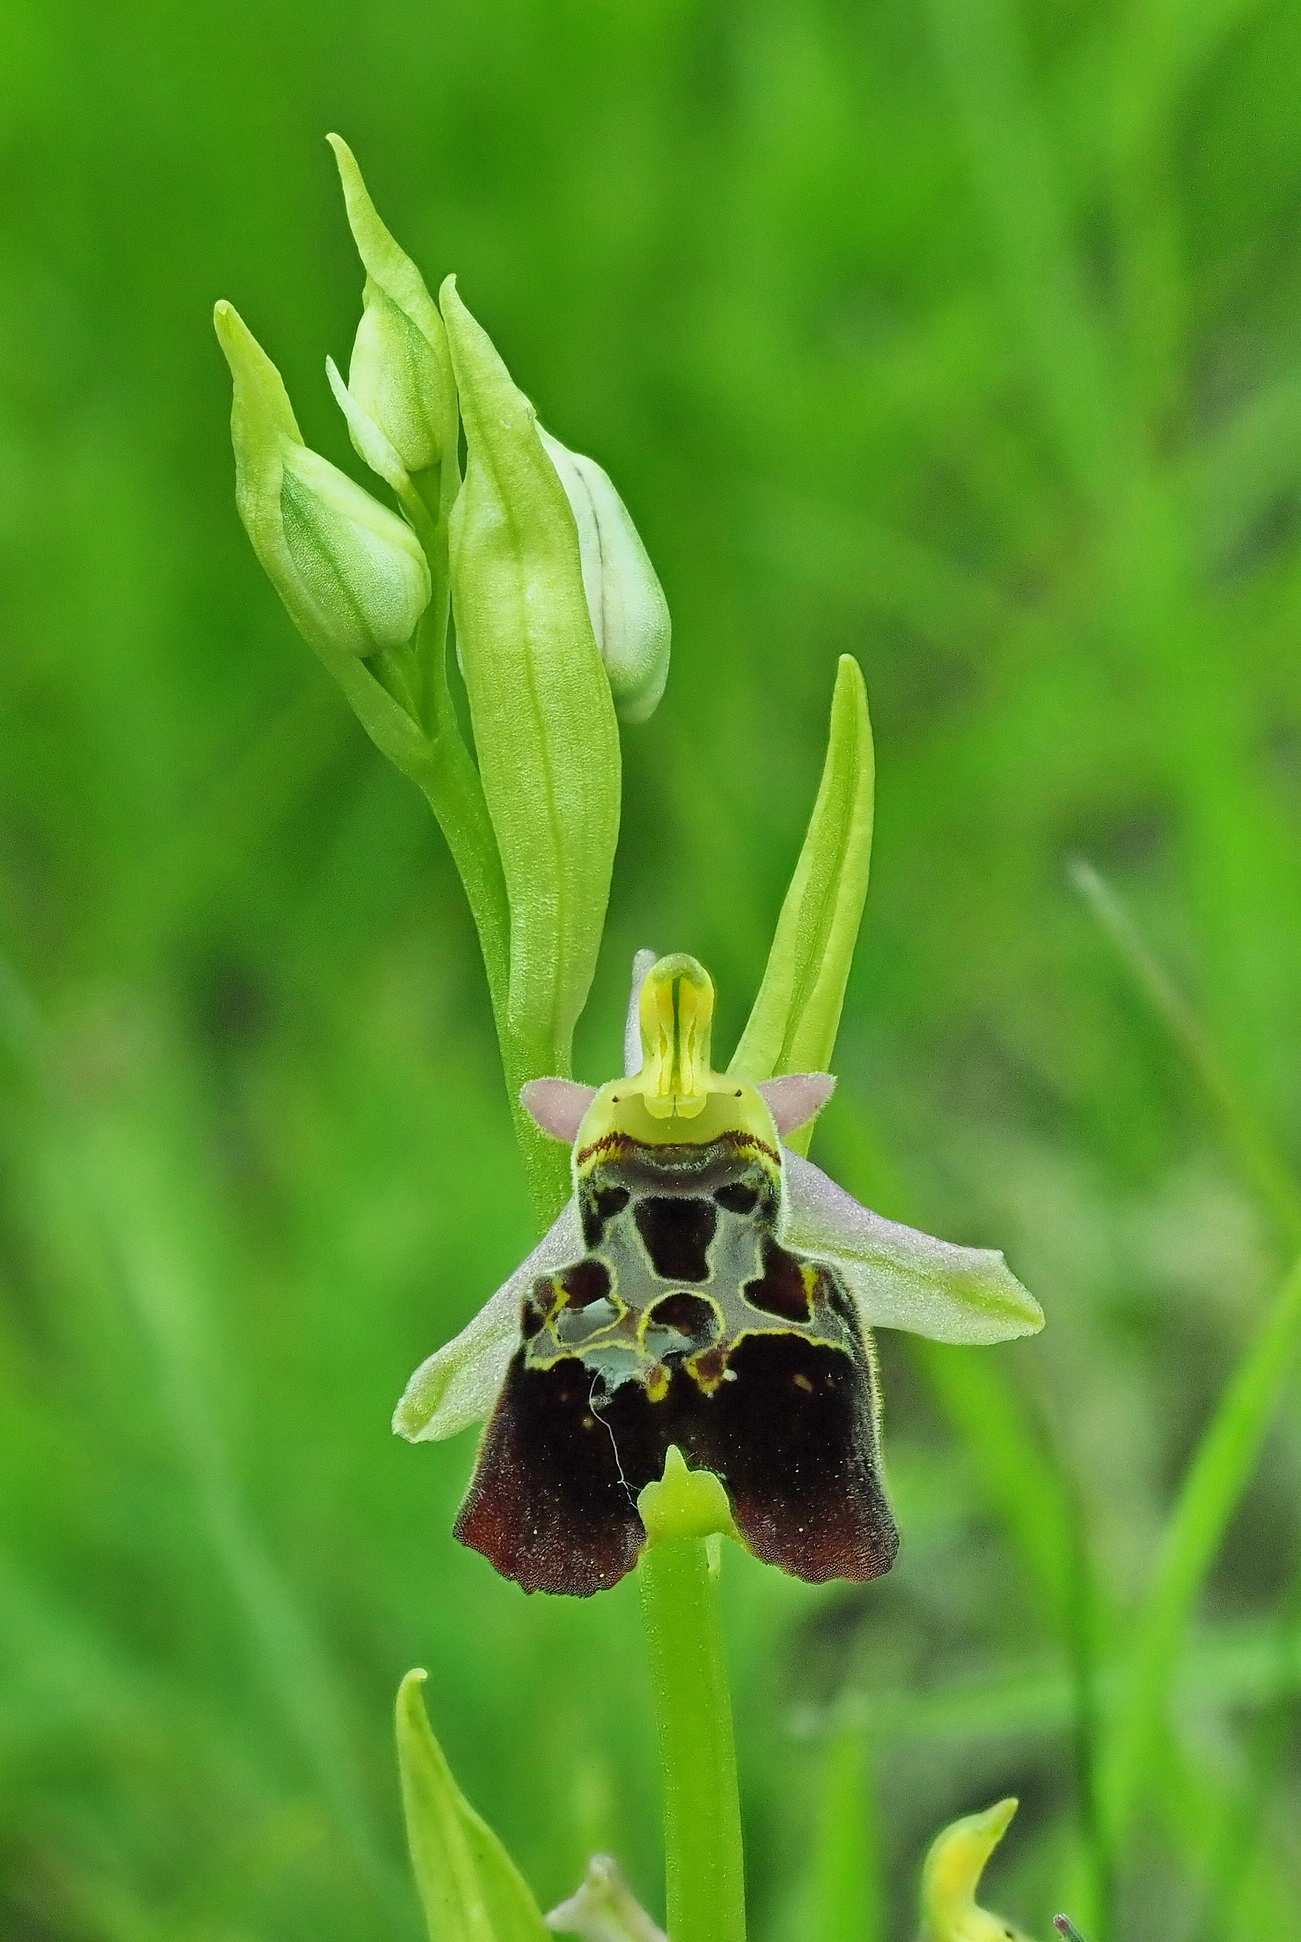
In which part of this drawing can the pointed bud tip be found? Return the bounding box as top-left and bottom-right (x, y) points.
(212, 297), (242, 353)
(395, 1667), (430, 1716)
(326, 130), (361, 192)
(212, 298), (264, 366)
(982, 1796), (1018, 1836)
(212, 302), (287, 418)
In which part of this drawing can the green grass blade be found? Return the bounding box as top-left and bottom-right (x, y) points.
(795, 1709), (882, 1942)
(1102, 1247), (1301, 1846)
(1070, 859), (1301, 1247)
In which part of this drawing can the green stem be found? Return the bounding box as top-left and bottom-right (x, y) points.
(412, 721), (509, 1017)
(638, 1537), (746, 1942)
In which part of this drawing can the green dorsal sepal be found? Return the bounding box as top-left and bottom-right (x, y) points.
(638, 955), (715, 1119)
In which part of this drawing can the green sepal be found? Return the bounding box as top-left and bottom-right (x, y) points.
(729, 655), (874, 1156)
(440, 275), (621, 1224)
(396, 1669), (551, 1942)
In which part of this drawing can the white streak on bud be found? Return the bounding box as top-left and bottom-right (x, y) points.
(539, 428), (671, 725)
(215, 300), (430, 660)
(326, 354), (409, 497)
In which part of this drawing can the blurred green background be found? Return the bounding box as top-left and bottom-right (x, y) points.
(4, 0), (1301, 1936)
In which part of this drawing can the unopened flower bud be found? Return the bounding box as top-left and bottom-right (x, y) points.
(214, 300), (430, 661)
(328, 135), (457, 486)
(547, 1855), (667, 1942)
(539, 428), (671, 724)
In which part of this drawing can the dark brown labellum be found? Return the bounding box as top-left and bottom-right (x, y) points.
(455, 1132), (899, 1595)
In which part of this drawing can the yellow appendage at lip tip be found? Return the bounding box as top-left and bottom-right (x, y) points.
(638, 1445), (739, 1547)
(638, 954), (716, 1119)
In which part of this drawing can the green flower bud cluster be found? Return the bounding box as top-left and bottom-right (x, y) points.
(215, 139), (673, 1219)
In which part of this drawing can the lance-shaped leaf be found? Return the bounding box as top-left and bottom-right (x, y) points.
(729, 655), (873, 1156)
(440, 278), (621, 1128)
(397, 1670), (551, 1942)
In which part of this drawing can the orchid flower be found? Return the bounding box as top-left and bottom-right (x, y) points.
(395, 953), (1042, 1597)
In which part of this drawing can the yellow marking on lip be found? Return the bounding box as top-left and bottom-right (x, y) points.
(686, 1344), (731, 1393)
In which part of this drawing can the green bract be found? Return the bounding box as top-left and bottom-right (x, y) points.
(441, 275), (622, 1218)
(213, 301), (431, 664)
(539, 428), (671, 724)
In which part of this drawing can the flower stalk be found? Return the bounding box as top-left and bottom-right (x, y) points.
(637, 1453), (746, 1942)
